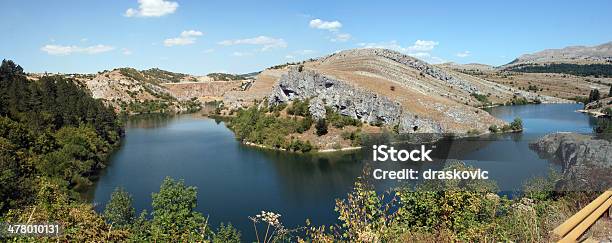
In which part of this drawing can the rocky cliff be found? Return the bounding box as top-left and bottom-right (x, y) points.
(530, 133), (611, 191)
(269, 65), (507, 134)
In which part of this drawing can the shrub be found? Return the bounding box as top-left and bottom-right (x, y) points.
(467, 129), (481, 136)
(508, 96), (529, 105)
(296, 116), (313, 133)
(603, 107), (612, 116)
(488, 125), (499, 133)
(341, 130), (362, 146)
(286, 99), (310, 117)
(315, 119), (328, 136)
(285, 139), (313, 153)
(471, 93), (490, 104)
(594, 118), (612, 135)
(510, 117), (523, 131)
(326, 107), (361, 128)
(212, 223), (241, 243)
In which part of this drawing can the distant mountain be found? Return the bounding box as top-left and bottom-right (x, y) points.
(501, 42), (612, 77)
(504, 41), (612, 66)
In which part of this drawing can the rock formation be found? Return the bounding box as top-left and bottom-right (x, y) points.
(269, 65), (506, 134)
(530, 133), (611, 191)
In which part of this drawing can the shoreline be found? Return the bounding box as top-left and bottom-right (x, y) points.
(576, 109), (608, 118)
(243, 141), (362, 153)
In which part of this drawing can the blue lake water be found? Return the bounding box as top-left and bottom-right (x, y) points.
(89, 103), (596, 239)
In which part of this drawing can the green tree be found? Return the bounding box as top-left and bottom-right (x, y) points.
(213, 223), (241, 243)
(151, 177), (208, 241)
(103, 187), (135, 228)
(588, 89), (601, 103)
(315, 118), (328, 136)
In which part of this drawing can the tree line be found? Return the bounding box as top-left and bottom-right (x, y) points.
(0, 59), (121, 214)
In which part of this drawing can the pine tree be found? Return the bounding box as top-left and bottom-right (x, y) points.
(588, 89), (601, 103)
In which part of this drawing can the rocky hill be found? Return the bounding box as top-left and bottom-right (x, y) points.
(444, 42), (612, 101)
(505, 42), (612, 67)
(264, 48), (547, 134)
(75, 69), (195, 114)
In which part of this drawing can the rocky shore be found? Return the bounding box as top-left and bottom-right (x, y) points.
(530, 133), (611, 191)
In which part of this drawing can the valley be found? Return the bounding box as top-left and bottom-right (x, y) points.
(27, 42), (611, 152)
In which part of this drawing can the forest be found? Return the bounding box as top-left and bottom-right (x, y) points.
(508, 63), (612, 77)
(0, 59), (122, 213)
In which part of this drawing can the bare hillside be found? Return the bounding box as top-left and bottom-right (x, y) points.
(265, 48), (552, 134)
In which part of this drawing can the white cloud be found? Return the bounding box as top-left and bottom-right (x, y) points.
(295, 49), (316, 55)
(122, 48), (133, 55)
(164, 30), (203, 47)
(125, 0), (178, 17)
(409, 52), (431, 58)
(357, 40), (439, 53)
(331, 33), (351, 42)
(41, 44), (115, 55)
(427, 56), (447, 64)
(357, 40), (408, 52)
(356, 40), (444, 63)
(408, 40), (439, 52)
(309, 19), (342, 31)
(232, 51), (253, 57)
(456, 51), (470, 57)
(218, 36), (287, 51)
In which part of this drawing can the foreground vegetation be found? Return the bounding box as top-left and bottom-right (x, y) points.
(2, 160), (599, 242)
(302, 163), (602, 242)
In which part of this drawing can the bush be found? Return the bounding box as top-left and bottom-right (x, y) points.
(341, 130), (362, 146)
(315, 119), (328, 136)
(467, 129), (481, 136)
(285, 139), (313, 152)
(326, 107), (361, 128)
(508, 96), (529, 105)
(286, 99), (310, 117)
(296, 116), (314, 133)
(510, 117), (523, 131)
(213, 223), (241, 243)
(594, 118), (612, 135)
(603, 107), (612, 116)
(489, 125), (499, 133)
(471, 93), (490, 104)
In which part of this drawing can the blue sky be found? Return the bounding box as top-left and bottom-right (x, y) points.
(2, 0), (611, 75)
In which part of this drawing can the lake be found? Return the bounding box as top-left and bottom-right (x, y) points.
(88, 103), (597, 239)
